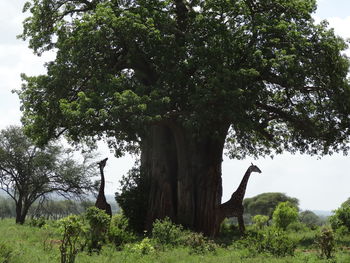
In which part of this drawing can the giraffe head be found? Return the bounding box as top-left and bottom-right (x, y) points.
(249, 163), (262, 174)
(98, 158), (108, 169)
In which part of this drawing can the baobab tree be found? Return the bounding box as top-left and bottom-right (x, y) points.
(18, 0), (350, 235)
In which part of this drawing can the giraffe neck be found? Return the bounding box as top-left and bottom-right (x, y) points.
(231, 168), (252, 202)
(98, 165), (105, 197)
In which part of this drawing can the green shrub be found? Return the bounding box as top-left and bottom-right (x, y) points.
(252, 215), (269, 230)
(85, 207), (111, 253)
(244, 227), (296, 257)
(28, 217), (47, 228)
(330, 204), (350, 232)
(127, 237), (155, 255)
(58, 215), (85, 263)
(272, 201), (299, 230)
(286, 221), (309, 232)
(185, 232), (217, 255)
(151, 217), (184, 249)
(219, 218), (241, 244)
(316, 227), (336, 259)
(108, 213), (135, 249)
(335, 225), (350, 237)
(115, 161), (149, 233)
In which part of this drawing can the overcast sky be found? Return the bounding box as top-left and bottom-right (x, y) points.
(0, 0), (349, 211)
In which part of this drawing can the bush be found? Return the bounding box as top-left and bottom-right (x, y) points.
(243, 227), (296, 257)
(109, 213), (135, 249)
(316, 227), (336, 259)
(330, 204), (350, 232)
(272, 202), (299, 230)
(127, 237), (155, 255)
(85, 207), (111, 253)
(286, 221), (309, 232)
(28, 217), (47, 228)
(252, 215), (269, 230)
(151, 217), (184, 249)
(335, 225), (350, 237)
(219, 219), (241, 244)
(185, 232), (217, 255)
(58, 215), (85, 263)
(115, 161), (149, 233)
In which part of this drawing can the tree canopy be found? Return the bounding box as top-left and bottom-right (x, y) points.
(299, 210), (322, 228)
(0, 126), (96, 224)
(272, 201), (299, 230)
(18, 0), (350, 157)
(244, 192), (299, 218)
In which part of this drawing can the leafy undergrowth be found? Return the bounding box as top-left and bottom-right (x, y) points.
(0, 218), (350, 263)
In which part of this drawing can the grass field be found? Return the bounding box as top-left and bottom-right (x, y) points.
(0, 218), (350, 263)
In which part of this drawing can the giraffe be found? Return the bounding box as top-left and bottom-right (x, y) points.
(215, 163), (261, 235)
(95, 157), (112, 217)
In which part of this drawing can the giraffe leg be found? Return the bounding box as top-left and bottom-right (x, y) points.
(238, 215), (245, 234)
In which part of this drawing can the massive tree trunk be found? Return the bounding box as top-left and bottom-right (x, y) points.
(143, 122), (228, 236)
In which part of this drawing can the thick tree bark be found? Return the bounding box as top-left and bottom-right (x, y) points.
(143, 125), (178, 230)
(143, 122), (228, 236)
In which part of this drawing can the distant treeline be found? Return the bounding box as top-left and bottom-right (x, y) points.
(0, 197), (119, 220)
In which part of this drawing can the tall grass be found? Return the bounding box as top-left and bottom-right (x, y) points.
(0, 219), (350, 263)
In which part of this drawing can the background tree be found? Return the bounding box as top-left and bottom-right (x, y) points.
(0, 197), (15, 219)
(18, 0), (350, 235)
(244, 192), (299, 219)
(0, 126), (96, 224)
(341, 198), (350, 208)
(272, 201), (299, 230)
(299, 210), (322, 229)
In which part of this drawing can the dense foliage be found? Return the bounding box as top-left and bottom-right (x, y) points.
(240, 227), (297, 257)
(272, 201), (299, 230)
(85, 207), (111, 252)
(18, 0), (350, 156)
(59, 215), (86, 263)
(115, 162), (149, 233)
(0, 126), (96, 224)
(316, 227), (336, 259)
(330, 203), (350, 232)
(151, 217), (184, 249)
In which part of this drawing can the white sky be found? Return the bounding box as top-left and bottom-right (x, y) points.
(0, 0), (349, 211)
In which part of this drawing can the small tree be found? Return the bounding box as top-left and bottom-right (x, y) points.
(59, 215), (85, 263)
(85, 207), (111, 253)
(272, 201), (299, 230)
(316, 227), (336, 259)
(0, 126), (96, 224)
